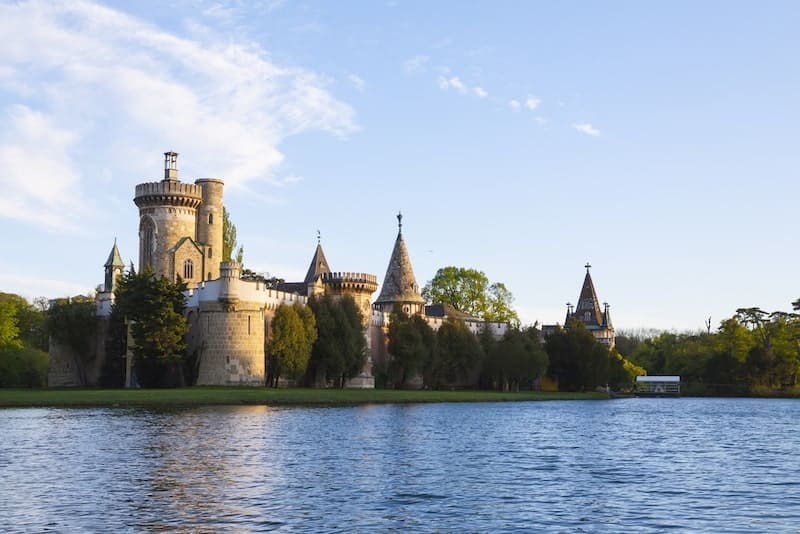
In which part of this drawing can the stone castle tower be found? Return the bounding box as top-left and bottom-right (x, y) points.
(373, 212), (425, 316)
(133, 152), (223, 286)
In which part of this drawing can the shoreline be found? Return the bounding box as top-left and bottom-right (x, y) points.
(0, 387), (608, 408)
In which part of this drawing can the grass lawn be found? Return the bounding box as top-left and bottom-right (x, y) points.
(0, 387), (608, 407)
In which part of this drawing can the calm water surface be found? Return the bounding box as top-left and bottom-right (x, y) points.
(1, 398), (800, 532)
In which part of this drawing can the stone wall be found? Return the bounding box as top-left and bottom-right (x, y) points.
(47, 318), (109, 387)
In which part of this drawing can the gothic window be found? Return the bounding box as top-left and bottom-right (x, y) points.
(183, 259), (194, 280)
(208, 247), (212, 258)
(139, 216), (156, 270)
(208, 213), (213, 225)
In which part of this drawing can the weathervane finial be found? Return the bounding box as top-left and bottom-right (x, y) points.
(585, 262), (592, 272)
(397, 211), (403, 233)
(317, 229), (321, 245)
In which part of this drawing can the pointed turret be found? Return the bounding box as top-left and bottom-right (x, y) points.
(104, 239), (125, 293)
(602, 302), (613, 329)
(375, 212), (425, 314)
(304, 232), (331, 284)
(573, 263), (603, 326)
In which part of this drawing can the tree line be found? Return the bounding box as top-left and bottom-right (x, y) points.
(617, 305), (800, 396)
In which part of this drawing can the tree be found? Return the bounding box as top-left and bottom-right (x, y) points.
(0, 300), (21, 349)
(429, 318), (483, 388)
(113, 268), (188, 387)
(267, 302), (317, 386)
(486, 327), (548, 391)
(422, 266), (518, 324)
(387, 307), (435, 388)
(544, 319), (609, 391)
(306, 295), (367, 388)
(222, 206), (244, 264)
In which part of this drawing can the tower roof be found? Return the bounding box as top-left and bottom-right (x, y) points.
(572, 263), (604, 326)
(104, 240), (124, 268)
(375, 212), (424, 305)
(304, 238), (331, 284)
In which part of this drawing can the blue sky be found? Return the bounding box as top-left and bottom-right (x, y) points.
(1, 0), (799, 331)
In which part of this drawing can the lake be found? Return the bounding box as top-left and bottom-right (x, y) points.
(1, 398), (799, 532)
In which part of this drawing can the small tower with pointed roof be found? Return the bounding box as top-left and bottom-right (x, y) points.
(565, 263), (615, 349)
(104, 239), (125, 294)
(374, 212), (425, 315)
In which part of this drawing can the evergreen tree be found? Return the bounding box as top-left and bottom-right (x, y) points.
(113, 268), (188, 387)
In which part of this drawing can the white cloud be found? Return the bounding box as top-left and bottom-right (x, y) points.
(525, 95), (541, 110)
(508, 99), (521, 111)
(0, 0), (357, 230)
(437, 75), (467, 94)
(573, 122), (601, 136)
(348, 73), (365, 91)
(0, 105), (84, 231)
(403, 54), (430, 74)
(473, 86), (488, 98)
(535, 117), (547, 125)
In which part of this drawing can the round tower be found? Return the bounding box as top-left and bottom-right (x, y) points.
(196, 261), (266, 386)
(195, 178), (224, 280)
(134, 152), (202, 279)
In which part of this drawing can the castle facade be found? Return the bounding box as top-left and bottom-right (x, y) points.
(49, 152), (510, 387)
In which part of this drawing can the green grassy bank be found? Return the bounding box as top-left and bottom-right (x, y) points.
(0, 387), (607, 408)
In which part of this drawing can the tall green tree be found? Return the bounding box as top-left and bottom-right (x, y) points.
(306, 295), (367, 388)
(428, 318), (483, 388)
(544, 319), (609, 391)
(422, 266), (519, 324)
(222, 206), (244, 264)
(267, 302), (317, 386)
(113, 268), (188, 387)
(387, 307), (435, 388)
(486, 327), (548, 391)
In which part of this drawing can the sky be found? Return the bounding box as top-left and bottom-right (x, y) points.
(1, 0), (799, 332)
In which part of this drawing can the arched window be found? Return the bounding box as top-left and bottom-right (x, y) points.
(183, 258), (194, 280)
(208, 213), (213, 225)
(139, 216), (156, 270)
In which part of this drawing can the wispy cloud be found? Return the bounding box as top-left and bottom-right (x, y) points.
(348, 73), (365, 91)
(573, 122), (601, 136)
(403, 54), (430, 74)
(438, 75), (468, 94)
(0, 0), (356, 230)
(473, 87), (488, 98)
(508, 99), (521, 111)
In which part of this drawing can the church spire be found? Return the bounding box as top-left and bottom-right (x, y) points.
(375, 212), (424, 313)
(304, 232), (331, 284)
(572, 262), (603, 326)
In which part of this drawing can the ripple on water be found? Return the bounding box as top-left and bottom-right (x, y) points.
(1, 399), (800, 531)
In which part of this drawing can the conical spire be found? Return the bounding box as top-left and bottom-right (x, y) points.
(304, 232), (331, 284)
(375, 212), (424, 306)
(104, 239), (124, 293)
(572, 263), (603, 326)
(104, 238), (124, 268)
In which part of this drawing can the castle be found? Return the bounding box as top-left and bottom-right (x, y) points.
(47, 152), (621, 387)
(48, 152), (509, 388)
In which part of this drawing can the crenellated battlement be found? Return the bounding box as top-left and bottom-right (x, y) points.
(134, 181), (203, 209)
(321, 272), (378, 285)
